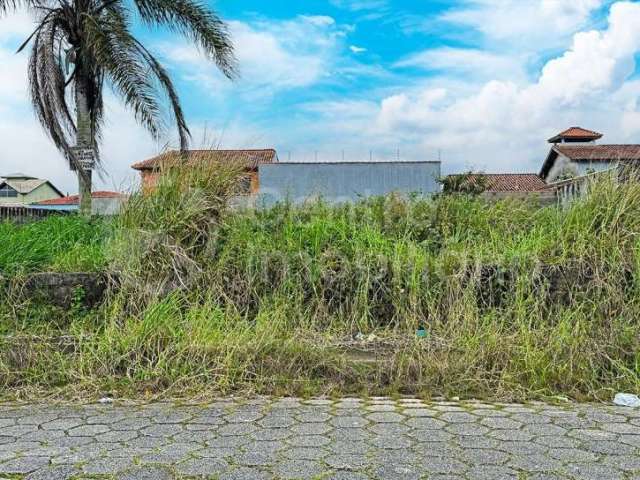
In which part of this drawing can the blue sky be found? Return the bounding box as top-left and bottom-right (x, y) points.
(2, 0), (640, 193)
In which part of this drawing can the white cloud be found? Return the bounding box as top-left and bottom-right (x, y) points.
(160, 15), (345, 96)
(0, 11), (34, 41)
(394, 47), (526, 81)
(441, 0), (605, 48)
(330, 0), (388, 12)
(305, 1), (640, 173)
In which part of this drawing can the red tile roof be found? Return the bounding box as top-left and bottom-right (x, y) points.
(131, 149), (278, 171)
(554, 144), (640, 161)
(447, 174), (548, 192)
(36, 191), (126, 205)
(548, 127), (603, 143)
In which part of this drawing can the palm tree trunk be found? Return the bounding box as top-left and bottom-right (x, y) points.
(75, 75), (93, 217)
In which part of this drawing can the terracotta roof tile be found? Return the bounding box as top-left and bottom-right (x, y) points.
(554, 144), (640, 161)
(548, 127), (603, 143)
(447, 174), (548, 192)
(36, 191), (126, 205)
(131, 149), (278, 171)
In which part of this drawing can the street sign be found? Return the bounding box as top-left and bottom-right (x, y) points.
(71, 147), (95, 170)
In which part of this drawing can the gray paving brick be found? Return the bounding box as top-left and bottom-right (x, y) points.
(220, 466), (273, 480)
(274, 459), (324, 479)
(119, 466), (174, 480)
(563, 463), (624, 480)
(466, 465), (519, 479)
(419, 457), (468, 474)
(24, 465), (79, 480)
(372, 463), (422, 480)
(176, 457), (229, 476)
(0, 456), (50, 474)
(367, 411), (405, 423)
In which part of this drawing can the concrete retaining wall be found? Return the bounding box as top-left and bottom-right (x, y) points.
(20, 272), (111, 308)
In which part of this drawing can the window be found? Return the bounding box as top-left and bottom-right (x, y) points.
(0, 185), (18, 198)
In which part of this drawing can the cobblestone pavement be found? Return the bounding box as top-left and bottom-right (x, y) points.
(0, 398), (639, 479)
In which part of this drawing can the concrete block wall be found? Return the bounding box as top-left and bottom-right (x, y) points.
(258, 161), (441, 207)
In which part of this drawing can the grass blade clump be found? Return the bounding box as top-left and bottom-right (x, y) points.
(0, 215), (108, 275)
(109, 153), (247, 308)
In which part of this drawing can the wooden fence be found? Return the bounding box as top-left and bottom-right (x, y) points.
(0, 206), (70, 223)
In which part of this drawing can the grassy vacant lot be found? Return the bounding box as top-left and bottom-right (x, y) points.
(1, 165), (639, 401)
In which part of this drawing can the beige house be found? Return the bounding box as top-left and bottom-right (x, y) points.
(540, 127), (640, 182)
(0, 173), (64, 206)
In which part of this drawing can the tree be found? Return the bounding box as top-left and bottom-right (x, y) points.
(439, 171), (488, 195)
(1, 0), (236, 215)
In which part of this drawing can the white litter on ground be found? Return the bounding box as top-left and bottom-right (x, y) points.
(613, 393), (640, 407)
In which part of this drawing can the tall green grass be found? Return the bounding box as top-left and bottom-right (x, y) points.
(1, 166), (639, 401)
(0, 215), (108, 274)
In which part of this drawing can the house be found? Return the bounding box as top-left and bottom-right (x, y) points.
(0, 173), (64, 206)
(35, 191), (128, 215)
(444, 173), (548, 193)
(540, 127), (640, 182)
(131, 149), (278, 194)
(443, 173), (554, 202)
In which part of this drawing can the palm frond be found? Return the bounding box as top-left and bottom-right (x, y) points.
(82, 7), (164, 141)
(132, 38), (191, 151)
(28, 13), (77, 168)
(0, 0), (38, 14)
(133, 0), (237, 78)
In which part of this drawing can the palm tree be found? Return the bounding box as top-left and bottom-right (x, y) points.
(1, 0), (236, 215)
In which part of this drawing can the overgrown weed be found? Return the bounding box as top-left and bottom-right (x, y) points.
(1, 167), (639, 401)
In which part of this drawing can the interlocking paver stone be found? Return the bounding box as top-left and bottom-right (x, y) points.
(0, 398), (634, 479)
(176, 457), (229, 476)
(220, 466), (272, 480)
(325, 453), (369, 470)
(480, 417), (523, 429)
(331, 416), (368, 428)
(274, 459), (324, 479)
(373, 463), (422, 480)
(286, 434), (331, 447)
(291, 422), (332, 435)
(120, 466), (174, 480)
(466, 465), (519, 479)
(0, 456), (50, 474)
(367, 411), (405, 423)
(283, 447), (328, 460)
(82, 456), (134, 475)
(563, 463), (625, 480)
(24, 465), (79, 480)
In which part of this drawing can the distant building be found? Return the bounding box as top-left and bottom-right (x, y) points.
(259, 161), (441, 206)
(131, 150), (442, 205)
(35, 191), (128, 215)
(444, 173), (547, 193)
(0, 173), (64, 206)
(443, 173), (554, 202)
(540, 127), (640, 182)
(131, 149), (278, 194)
